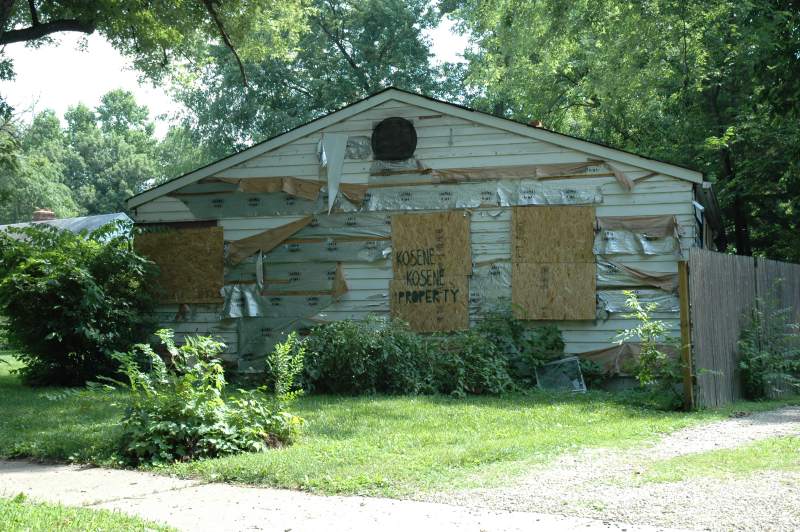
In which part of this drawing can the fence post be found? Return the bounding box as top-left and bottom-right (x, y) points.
(678, 261), (695, 410)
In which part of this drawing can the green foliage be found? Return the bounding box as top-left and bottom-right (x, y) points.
(738, 298), (800, 400)
(301, 317), (436, 395)
(171, 0), (466, 160)
(264, 332), (306, 403)
(0, 222), (157, 386)
(452, 0), (800, 260)
(474, 311), (564, 385)
(299, 313), (563, 396)
(2, 353), (797, 497)
(0, 91), (218, 223)
(616, 291), (683, 409)
(434, 329), (514, 396)
(0, 0), (309, 83)
(116, 330), (303, 466)
(579, 359), (609, 389)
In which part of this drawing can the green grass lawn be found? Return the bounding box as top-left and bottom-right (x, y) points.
(1, 351), (797, 497)
(0, 494), (174, 532)
(642, 435), (800, 483)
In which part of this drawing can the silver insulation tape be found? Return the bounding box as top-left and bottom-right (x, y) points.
(296, 212), (392, 239)
(262, 239), (391, 264)
(221, 284), (335, 319)
(597, 289), (680, 315)
(469, 262), (512, 315)
(594, 230), (678, 256)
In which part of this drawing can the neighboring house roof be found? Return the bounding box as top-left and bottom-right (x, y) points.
(0, 212), (131, 236)
(127, 87), (704, 210)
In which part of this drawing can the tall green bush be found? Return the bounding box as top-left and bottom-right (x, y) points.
(301, 317), (436, 395)
(298, 313), (565, 396)
(116, 330), (303, 465)
(739, 298), (800, 399)
(616, 291), (682, 409)
(434, 329), (514, 396)
(0, 222), (157, 386)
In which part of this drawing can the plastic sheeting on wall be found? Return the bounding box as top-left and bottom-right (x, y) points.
(262, 238), (391, 264)
(222, 284), (336, 319)
(262, 262), (341, 292)
(594, 230), (678, 256)
(320, 133), (349, 213)
(597, 289), (680, 316)
(469, 261), (512, 314)
(361, 180), (602, 212)
(596, 260), (678, 292)
(295, 213), (392, 239)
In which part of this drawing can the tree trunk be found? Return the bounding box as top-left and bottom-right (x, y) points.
(721, 148), (752, 255)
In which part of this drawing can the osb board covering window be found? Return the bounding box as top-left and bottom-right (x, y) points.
(512, 263), (596, 320)
(512, 206), (596, 320)
(134, 226), (224, 304)
(512, 206), (595, 263)
(390, 211), (471, 332)
(391, 211), (472, 278)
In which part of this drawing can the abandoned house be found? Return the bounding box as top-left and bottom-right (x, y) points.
(126, 88), (722, 374)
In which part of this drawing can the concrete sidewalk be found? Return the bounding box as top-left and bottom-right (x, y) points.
(0, 460), (687, 532)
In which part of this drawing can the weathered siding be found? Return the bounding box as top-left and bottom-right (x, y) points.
(132, 97), (697, 369)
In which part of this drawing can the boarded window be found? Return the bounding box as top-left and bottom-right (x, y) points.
(134, 226), (224, 304)
(390, 211), (470, 332)
(511, 206), (596, 319)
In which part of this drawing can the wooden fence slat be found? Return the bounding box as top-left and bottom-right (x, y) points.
(688, 249), (800, 407)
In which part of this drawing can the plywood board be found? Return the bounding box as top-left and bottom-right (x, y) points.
(390, 210), (471, 332)
(391, 210), (472, 280)
(135, 226), (224, 304)
(512, 206), (595, 263)
(390, 276), (469, 332)
(512, 262), (596, 320)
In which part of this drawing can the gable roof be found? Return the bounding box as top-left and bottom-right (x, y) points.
(127, 87), (703, 209)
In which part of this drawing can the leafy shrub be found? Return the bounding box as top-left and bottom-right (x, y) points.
(579, 358), (609, 389)
(616, 291), (682, 409)
(739, 298), (800, 399)
(115, 330), (303, 465)
(475, 310), (564, 385)
(264, 331), (306, 399)
(302, 317), (435, 395)
(433, 329), (515, 396)
(0, 222), (156, 386)
(299, 312), (566, 396)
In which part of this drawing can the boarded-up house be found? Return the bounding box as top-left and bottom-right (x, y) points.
(126, 88), (721, 374)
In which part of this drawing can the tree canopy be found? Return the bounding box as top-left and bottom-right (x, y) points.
(171, 0), (466, 159)
(449, 0), (800, 260)
(0, 0), (309, 84)
(0, 90), (197, 222)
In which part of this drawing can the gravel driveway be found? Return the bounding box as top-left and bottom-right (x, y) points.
(427, 406), (800, 531)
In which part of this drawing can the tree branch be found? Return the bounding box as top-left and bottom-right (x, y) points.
(314, 16), (371, 93)
(26, 0), (38, 25)
(0, 18), (94, 45)
(201, 0), (248, 87)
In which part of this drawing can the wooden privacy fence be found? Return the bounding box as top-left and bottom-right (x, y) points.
(683, 248), (800, 408)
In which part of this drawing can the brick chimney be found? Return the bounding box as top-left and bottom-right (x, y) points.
(32, 209), (56, 221)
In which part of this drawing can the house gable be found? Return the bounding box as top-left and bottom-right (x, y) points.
(127, 89), (702, 210)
